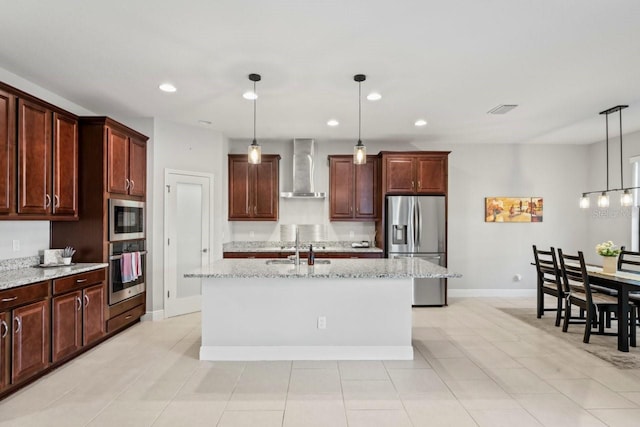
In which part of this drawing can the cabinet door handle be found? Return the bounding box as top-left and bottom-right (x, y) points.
(1, 296), (18, 302)
(130, 180), (135, 191)
(417, 181), (421, 189)
(76, 279), (87, 284)
(45, 194), (51, 208)
(1, 320), (7, 338)
(125, 179), (130, 190)
(54, 194), (60, 208)
(76, 296), (82, 311)
(14, 317), (21, 333)
(411, 181), (415, 189)
(84, 295), (89, 307)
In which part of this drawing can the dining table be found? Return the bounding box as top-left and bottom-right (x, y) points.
(586, 266), (640, 352)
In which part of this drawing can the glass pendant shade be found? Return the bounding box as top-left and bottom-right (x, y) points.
(248, 141), (261, 164)
(597, 192), (610, 208)
(353, 141), (366, 165)
(621, 189), (633, 207)
(579, 194), (590, 209)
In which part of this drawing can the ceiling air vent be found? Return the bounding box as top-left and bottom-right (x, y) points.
(487, 104), (518, 114)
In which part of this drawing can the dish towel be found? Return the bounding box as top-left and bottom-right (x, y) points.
(134, 251), (142, 277)
(121, 253), (135, 283)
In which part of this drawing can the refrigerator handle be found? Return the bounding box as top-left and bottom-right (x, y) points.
(412, 202), (418, 246)
(416, 200), (422, 246)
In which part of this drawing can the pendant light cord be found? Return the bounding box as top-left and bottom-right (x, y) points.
(620, 109), (624, 188)
(606, 113), (609, 191)
(358, 80), (362, 143)
(253, 80), (257, 143)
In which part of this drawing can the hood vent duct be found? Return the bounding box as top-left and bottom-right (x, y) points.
(280, 138), (326, 198)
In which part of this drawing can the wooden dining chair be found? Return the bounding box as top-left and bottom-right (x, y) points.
(558, 249), (636, 344)
(533, 245), (566, 326)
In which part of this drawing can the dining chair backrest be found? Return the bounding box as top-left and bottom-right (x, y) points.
(532, 245), (564, 293)
(558, 249), (593, 302)
(617, 246), (640, 273)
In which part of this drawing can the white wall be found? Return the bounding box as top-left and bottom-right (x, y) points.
(147, 119), (227, 313)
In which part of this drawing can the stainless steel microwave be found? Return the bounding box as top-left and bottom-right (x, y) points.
(109, 199), (145, 241)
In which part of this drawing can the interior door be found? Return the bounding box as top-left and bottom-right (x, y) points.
(165, 170), (213, 318)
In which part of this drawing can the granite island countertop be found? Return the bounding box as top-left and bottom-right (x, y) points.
(0, 263), (109, 291)
(223, 241), (383, 254)
(186, 257), (461, 280)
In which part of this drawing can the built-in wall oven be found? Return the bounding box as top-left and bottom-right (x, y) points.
(109, 199), (145, 242)
(109, 239), (146, 305)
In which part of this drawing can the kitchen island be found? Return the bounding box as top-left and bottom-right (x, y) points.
(186, 257), (460, 361)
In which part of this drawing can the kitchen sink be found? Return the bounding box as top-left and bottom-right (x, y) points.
(265, 259), (330, 265)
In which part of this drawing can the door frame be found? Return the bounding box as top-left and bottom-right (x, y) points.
(163, 168), (214, 318)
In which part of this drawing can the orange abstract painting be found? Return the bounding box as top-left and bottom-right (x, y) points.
(485, 197), (543, 222)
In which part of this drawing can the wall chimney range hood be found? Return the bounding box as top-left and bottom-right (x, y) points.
(280, 138), (326, 198)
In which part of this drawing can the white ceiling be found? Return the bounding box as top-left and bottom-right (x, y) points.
(2, 0), (640, 145)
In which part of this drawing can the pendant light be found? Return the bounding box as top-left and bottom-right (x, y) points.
(353, 74), (367, 165)
(247, 73), (262, 164)
(579, 105), (634, 208)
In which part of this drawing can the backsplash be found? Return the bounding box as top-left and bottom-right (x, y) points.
(0, 221), (49, 260)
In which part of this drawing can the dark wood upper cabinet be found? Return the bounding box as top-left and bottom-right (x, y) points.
(17, 99), (51, 215)
(0, 88), (15, 215)
(11, 299), (50, 384)
(0, 311), (9, 392)
(0, 82), (78, 219)
(52, 112), (78, 216)
(128, 137), (146, 198)
(107, 126), (146, 198)
(228, 154), (280, 221)
(329, 155), (379, 221)
(381, 152), (448, 195)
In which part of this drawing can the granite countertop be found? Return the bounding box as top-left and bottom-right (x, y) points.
(0, 263), (109, 291)
(223, 241), (383, 254)
(186, 257), (461, 280)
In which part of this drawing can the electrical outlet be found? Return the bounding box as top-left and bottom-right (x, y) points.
(317, 316), (327, 329)
(12, 240), (20, 252)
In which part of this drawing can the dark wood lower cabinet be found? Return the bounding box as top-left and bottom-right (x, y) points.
(52, 291), (82, 363)
(83, 284), (105, 346)
(0, 311), (9, 391)
(11, 300), (50, 384)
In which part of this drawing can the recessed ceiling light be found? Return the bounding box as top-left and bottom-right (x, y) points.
(159, 83), (177, 93)
(414, 119), (428, 127)
(367, 92), (382, 101)
(243, 91), (258, 100)
(327, 119), (339, 127)
(198, 120), (212, 125)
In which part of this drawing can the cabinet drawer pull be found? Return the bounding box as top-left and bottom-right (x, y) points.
(84, 295), (89, 307)
(14, 317), (21, 333)
(1, 296), (18, 302)
(1, 320), (7, 338)
(124, 315), (133, 320)
(76, 279), (88, 284)
(76, 296), (82, 311)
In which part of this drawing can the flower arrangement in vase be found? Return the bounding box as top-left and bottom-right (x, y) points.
(596, 241), (620, 274)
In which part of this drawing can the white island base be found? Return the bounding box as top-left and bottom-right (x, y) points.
(200, 277), (414, 361)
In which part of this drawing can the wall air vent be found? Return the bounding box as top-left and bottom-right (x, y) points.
(487, 104), (518, 114)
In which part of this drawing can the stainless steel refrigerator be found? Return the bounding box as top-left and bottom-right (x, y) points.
(386, 195), (446, 306)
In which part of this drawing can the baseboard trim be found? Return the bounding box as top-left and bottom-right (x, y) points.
(449, 289), (536, 298)
(141, 309), (165, 321)
(200, 345), (414, 361)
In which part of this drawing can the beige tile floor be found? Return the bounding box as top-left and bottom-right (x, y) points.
(2, 296), (640, 426)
